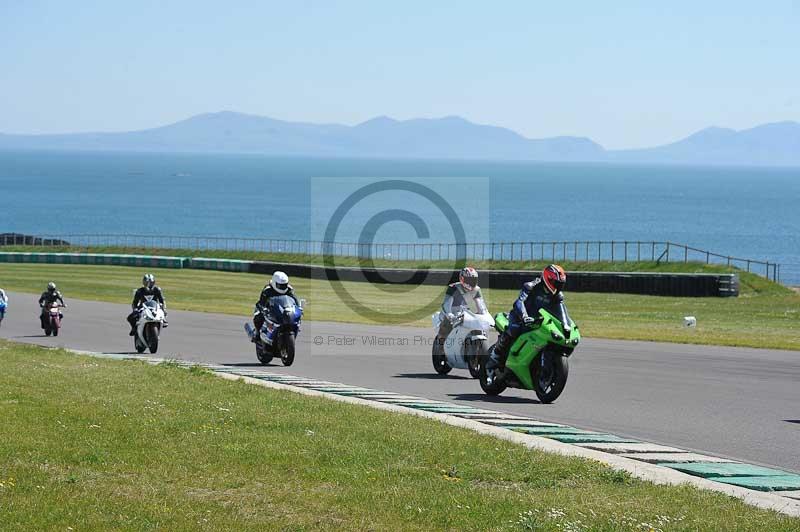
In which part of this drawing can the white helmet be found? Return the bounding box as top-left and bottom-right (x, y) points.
(270, 271), (290, 294)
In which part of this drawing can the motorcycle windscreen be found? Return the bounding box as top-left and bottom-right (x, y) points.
(268, 295), (298, 323)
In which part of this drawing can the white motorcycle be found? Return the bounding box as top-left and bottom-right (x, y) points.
(134, 299), (166, 354)
(431, 307), (495, 378)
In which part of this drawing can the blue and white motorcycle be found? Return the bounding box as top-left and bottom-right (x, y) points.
(244, 295), (303, 366)
(0, 296), (7, 329)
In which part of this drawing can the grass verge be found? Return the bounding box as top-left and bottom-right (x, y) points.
(1, 340), (798, 531)
(1, 263), (798, 350)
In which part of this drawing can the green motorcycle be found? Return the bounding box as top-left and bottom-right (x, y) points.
(479, 308), (580, 403)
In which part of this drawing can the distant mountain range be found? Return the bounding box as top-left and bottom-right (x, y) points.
(1, 111), (799, 166)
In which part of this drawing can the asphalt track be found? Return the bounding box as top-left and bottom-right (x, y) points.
(2, 290), (799, 474)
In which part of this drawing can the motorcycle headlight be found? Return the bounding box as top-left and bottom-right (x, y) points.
(551, 331), (564, 341)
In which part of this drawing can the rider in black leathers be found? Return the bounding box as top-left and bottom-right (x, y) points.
(39, 282), (66, 328)
(486, 264), (571, 373)
(252, 271), (300, 340)
(127, 274), (167, 335)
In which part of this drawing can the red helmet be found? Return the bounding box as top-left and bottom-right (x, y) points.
(542, 264), (566, 295)
(459, 267), (479, 291)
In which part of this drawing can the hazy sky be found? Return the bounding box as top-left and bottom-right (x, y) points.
(1, 1), (798, 148)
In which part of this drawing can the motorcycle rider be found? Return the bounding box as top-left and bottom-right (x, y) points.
(252, 271), (300, 342)
(435, 267), (487, 348)
(0, 288), (8, 320)
(127, 274), (167, 335)
(38, 282), (66, 328)
(486, 264), (570, 376)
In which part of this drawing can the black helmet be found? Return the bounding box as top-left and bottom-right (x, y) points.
(47, 282), (57, 292)
(142, 274), (155, 288)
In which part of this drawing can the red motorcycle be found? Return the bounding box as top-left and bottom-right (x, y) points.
(41, 302), (64, 336)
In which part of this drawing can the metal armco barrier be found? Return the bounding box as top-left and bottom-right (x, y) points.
(0, 252), (739, 297)
(4, 233), (781, 283)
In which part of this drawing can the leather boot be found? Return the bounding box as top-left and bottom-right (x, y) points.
(487, 331), (513, 370)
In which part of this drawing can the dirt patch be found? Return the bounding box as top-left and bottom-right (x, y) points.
(791, 286), (800, 294)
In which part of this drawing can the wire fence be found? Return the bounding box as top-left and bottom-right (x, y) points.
(0, 233), (783, 283)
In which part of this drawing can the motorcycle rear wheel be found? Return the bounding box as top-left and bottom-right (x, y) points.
(478, 343), (507, 395)
(135, 337), (147, 354)
(256, 342), (273, 365)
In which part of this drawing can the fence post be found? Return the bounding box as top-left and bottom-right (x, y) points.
(684, 245), (688, 263)
(611, 241), (615, 262)
(666, 243), (670, 262)
(624, 241), (628, 262)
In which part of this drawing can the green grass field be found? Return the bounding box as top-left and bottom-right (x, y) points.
(1, 261), (798, 350)
(1, 341), (797, 531)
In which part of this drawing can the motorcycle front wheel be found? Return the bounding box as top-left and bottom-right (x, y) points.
(146, 323), (159, 354)
(431, 338), (452, 375)
(466, 338), (488, 379)
(281, 334), (296, 366)
(532, 351), (569, 404)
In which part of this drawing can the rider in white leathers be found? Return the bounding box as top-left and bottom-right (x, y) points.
(435, 267), (488, 347)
